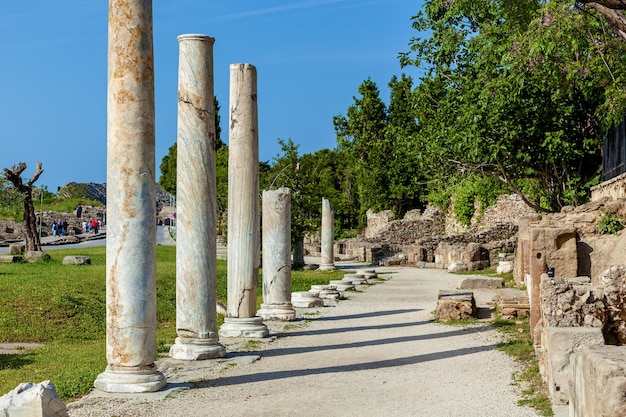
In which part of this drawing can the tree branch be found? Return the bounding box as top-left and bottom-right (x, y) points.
(580, 2), (626, 40)
(27, 161), (44, 187)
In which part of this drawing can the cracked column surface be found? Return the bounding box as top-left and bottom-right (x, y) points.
(319, 197), (335, 271)
(94, 0), (166, 392)
(258, 188), (296, 321)
(219, 63), (268, 338)
(169, 34), (226, 360)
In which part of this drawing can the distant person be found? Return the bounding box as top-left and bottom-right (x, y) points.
(62, 220), (69, 236)
(90, 219), (99, 234)
(51, 222), (58, 236)
(82, 220), (88, 233)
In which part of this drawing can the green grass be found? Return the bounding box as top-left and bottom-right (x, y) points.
(0, 246), (344, 399)
(492, 316), (554, 416)
(41, 197), (103, 213)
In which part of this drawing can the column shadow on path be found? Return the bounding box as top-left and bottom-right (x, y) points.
(278, 319), (431, 338)
(261, 325), (493, 358)
(199, 343), (496, 389)
(307, 308), (422, 322)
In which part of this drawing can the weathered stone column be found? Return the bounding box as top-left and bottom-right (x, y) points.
(258, 188), (296, 321)
(94, 0), (166, 393)
(319, 197), (335, 271)
(219, 63), (268, 338)
(169, 34), (226, 360)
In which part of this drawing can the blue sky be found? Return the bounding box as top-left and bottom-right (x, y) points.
(0, 0), (423, 191)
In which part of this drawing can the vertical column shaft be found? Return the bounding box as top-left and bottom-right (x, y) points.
(320, 197), (335, 271)
(258, 188), (296, 321)
(220, 63), (268, 338)
(170, 34), (225, 360)
(95, 0), (165, 392)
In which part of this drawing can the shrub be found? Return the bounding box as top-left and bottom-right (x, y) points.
(599, 214), (624, 235)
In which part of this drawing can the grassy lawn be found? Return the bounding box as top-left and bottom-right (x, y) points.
(0, 246), (344, 400)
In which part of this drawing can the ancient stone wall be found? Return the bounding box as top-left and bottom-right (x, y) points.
(590, 172), (626, 201)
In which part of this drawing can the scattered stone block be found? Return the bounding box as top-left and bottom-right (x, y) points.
(496, 261), (513, 274)
(8, 243), (25, 255)
(0, 380), (68, 417)
(437, 290), (477, 321)
(24, 251), (50, 263)
(302, 264), (319, 271)
(447, 262), (468, 273)
(542, 327), (604, 405)
(0, 255), (20, 263)
(569, 345), (626, 417)
(495, 288), (530, 319)
(457, 277), (504, 289)
(62, 256), (91, 265)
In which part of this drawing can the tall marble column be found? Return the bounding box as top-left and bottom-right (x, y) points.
(219, 63), (269, 338)
(319, 197), (335, 271)
(94, 0), (166, 393)
(258, 188), (296, 321)
(169, 34), (226, 360)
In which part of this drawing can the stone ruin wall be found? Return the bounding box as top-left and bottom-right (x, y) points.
(515, 197), (626, 414)
(334, 194), (530, 269)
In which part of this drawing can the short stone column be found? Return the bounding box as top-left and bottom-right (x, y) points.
(319, 197), (335, 271)
(219, 63), (268, 338)
(95, 0), (166, 393)
(169, 34), (226, 360)
(258, 188), (296, 321)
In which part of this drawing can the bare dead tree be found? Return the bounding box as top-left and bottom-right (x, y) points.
(3, 162), (44, 252)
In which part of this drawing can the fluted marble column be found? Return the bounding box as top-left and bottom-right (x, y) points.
(319, 197), (335, 271)
(258, 188), (296, 321)
(169, 34), (226, 360)
(219, 63), (268, 338)
(95, 0), (166, 393)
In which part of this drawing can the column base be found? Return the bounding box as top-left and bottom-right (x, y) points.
(94, 364), (166, 393)
(257, 303), (297, 321)
(319, 263), (335, 271)
(219, 317), (269, 338)
(169, 337), (226, 360)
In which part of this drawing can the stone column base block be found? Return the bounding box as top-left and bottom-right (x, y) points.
(310, 284), (333, 291)
(318, 264), (335, 271)
(317, 289), (341, 300)
(291, 291), (324, 308)
(94, 364), (166, 393)
(219, 317), (269, 338)
(329, 280), (356, 291)
(169, 337), (226, 361)
(360, 269), (380, 280)
(257, 303), (297, 321)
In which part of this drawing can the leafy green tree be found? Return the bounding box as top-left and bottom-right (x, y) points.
(334, 79), (390, 220)
(385, 74), (423, 214)
(0, 176), (24, 221)
(400, 0), (626, 211)
(334, 76), (425, 221)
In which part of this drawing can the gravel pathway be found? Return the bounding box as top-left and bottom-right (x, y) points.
(68, 266), (540, 417)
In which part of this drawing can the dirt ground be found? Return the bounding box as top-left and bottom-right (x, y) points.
(67, 265), (540, 417)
